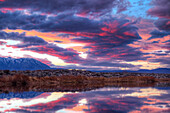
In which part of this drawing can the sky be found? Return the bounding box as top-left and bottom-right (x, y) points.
(0, 0), (169, 71)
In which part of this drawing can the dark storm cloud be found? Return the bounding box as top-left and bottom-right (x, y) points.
(147, 0), (170, 50)
(153, 53), (169, 56)
(23, 43), (140, 68)
(152, 41), (159, 43)
(0, 31), (47, 47)
(0, 11), (143, 59)
(0, 1), (144, 68)
(0, 11), (103, 36)
(49, 61), (138, 70)
(82, 61), (138, 68)
(38, 14), (103, 33)
(0, 0), (129, 15)
(0, 11), (47, 30)
(24, 43), (83, 63)
(54, 65), (102, 71)
(72, 17), (141, 42)
(147, 0), (170, 40)
(0, 11), (139, 40)
(8, 109), (39, 113)
(152, 50), (170, 56)
(150, 57), (170, 66)
(154, 18), (170, 32)
(162, 41), (170, 50)
(0, 15), (144, 66)
(0, 31), (83, 64)
(88, 46), (148, 61)
(0, 11), (102, 33)
(163, 40), (170, 43)
(57, 34), (71, 38)
(148, 30), (170, 40)
(54, 40), (63, 43)
(147, 0), (170, 19)
(72, 18), (144, 61)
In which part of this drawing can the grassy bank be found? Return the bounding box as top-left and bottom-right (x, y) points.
(0, 74), (157, 85)
(0, 74), (170, 93)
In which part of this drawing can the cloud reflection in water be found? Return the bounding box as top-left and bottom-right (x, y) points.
(0, 87), (170, 113)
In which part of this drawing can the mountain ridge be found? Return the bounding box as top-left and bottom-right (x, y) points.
(92, 68), (170, 74)
(0, 57), (50, 70)
(0, 57), (169, 73)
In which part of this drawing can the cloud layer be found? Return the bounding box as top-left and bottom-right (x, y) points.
(0, 0), (169, 70)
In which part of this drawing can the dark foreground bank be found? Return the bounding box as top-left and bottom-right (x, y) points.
(0, 73), (170, 93)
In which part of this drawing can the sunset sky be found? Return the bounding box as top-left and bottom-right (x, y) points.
(0, 0), (169, 71)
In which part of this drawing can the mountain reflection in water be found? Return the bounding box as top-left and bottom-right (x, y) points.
(0, 87), (170, 113)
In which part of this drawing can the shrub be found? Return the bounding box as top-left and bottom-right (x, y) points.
(3, 70), (10, 74)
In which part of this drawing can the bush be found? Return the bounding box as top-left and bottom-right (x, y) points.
(3, 70), (10, 74)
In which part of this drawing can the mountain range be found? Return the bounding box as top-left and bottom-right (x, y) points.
(0, 57), (50, 70)
(0, 57), (169, 73)
(93, 68), (170, 74)
(134, 68), (170, 74)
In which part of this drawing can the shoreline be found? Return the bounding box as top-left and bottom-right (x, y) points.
(0, 69), (170, 78)
(0, 69), (170, 93)
(0, 74), (170, 93)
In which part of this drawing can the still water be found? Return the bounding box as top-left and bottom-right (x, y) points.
(0, 87), (170, 113)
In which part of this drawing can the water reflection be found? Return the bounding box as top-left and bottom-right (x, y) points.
(0, 87), (170, 113)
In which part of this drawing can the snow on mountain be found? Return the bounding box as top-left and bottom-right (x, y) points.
(0, 57), (50, 70)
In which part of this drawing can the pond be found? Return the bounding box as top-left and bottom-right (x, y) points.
(0, 87), (170, 113)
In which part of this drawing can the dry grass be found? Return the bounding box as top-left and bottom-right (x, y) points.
(0, 74), (30, 86)
(0, 74), (156, 86)
(105, 76), (156, 82)
(0, 74), (169, 93)
(155, 78), (170, 82)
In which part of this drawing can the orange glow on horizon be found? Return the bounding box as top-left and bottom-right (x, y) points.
(3, 29), (89, 53)
(3, 29), (71, 43)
